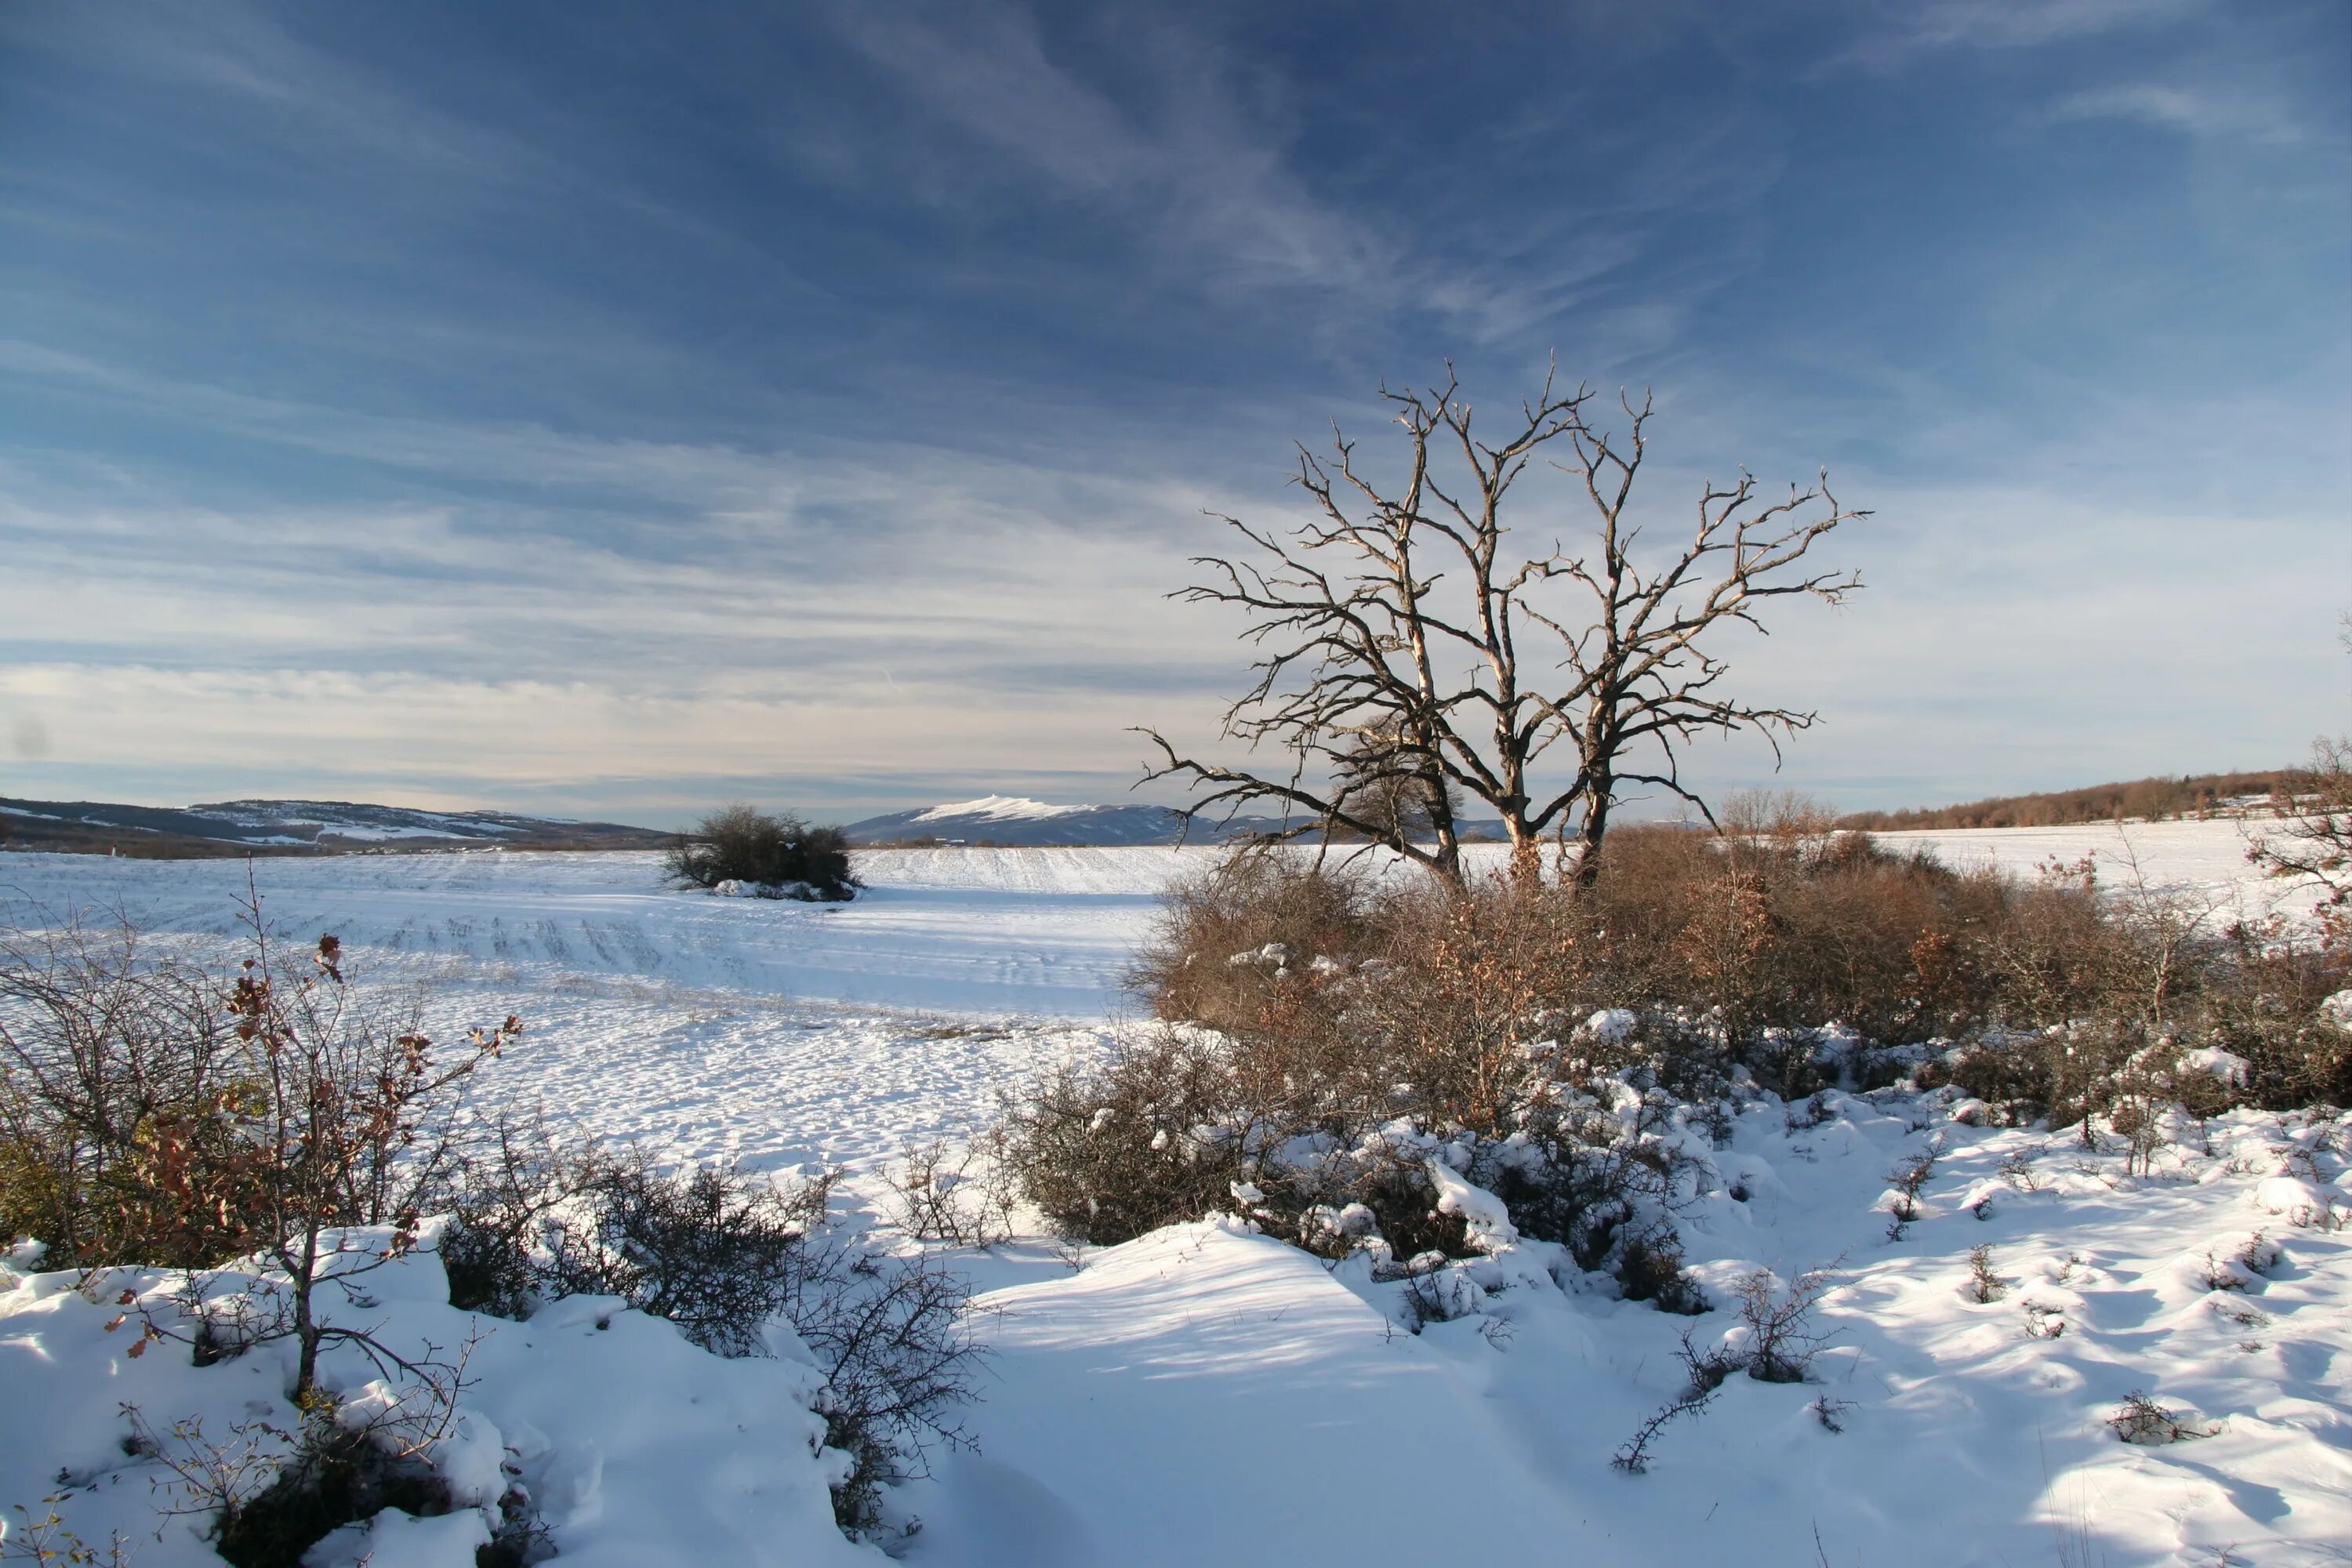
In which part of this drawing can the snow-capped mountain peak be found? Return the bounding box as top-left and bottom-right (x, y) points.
(912, 796), (1093, 823)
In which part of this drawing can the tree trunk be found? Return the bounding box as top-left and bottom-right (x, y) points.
(1572, 775), (1613, 889)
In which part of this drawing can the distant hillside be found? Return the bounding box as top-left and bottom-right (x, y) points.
(841, 794), (1507, 847)
(0, 797), (670, 857)
(1838, 768), (2284, 833)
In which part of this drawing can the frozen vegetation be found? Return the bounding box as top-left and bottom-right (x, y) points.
(2, 822), (2347, 1566)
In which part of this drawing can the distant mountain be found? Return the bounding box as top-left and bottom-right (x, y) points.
(0, 796), (670, 857)
(840, 797), (1196, 846)
(839, 794), (1504, 848)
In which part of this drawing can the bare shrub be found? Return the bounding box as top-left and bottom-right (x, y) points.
(544, 1152), (834, 1358)
(1885, 1149), (1936, 1232)
(1966, 1243), (2006, 1303)
(1128, 823), (2028, 1146)
(1, 1494), (132, 1566)
(2106, 1391), (2214, 1445)
(1350, 876), (1580, 1136)
(665, 804), (856, 900)
(437, 1109), (584, 1320)
(2199, 916), (2352, 1109)
(2249, 731), (2352, 910)
(783, 1246), (983, 1538)
(0, 915), (259, 1269)
(999, 1029), (1244, 1246)
(13, 891), (521, 1405)
(2021, 1300), (2066, 1339)
(1612, 1327), (1742, 1474)
(880, 1134), (1017, 1248)
(1734, 1264), (1838, 1383)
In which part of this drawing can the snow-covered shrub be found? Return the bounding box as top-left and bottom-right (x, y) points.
(443, 1146), (982, 1538)
(1396, 1262), (1480, 1330)
(664, 804), (857, 901)
(1917, 1036), (2060, 1123)
(143, 1393), (480, 1568)
(1000, 1029), (1244, 1245)
(1469, 1100), (1708, 1305)
(1614, 1228), (1708, 1315)
(1238, 1128), (1474, 1274)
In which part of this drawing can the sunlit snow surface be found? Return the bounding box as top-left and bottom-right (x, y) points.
(2, 824), (2347, 1566)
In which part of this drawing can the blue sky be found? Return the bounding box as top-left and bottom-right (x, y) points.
(1, 0), (2346, 826)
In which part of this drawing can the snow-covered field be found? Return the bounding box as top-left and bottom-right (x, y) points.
(3, 823), (2347, 1566)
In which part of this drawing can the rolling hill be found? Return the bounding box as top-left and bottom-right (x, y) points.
(0, 796), (670, 856)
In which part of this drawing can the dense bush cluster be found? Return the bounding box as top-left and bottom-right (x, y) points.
(664, 804), (857, 901)
(0, 920), (256, 1269)
(998, 1022), (1711, 1305)
(1135, 805), (2351, 1119)
(1003, 802), (2350, 1301)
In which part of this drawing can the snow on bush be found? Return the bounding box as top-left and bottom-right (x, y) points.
(2252, 1174), (2344, 1229)
(0, 1235), (874, 1568)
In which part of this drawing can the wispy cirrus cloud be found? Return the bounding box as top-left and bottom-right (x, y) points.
(830, 6), (1388, 299)
(821, 2), (1733, 347)
(1843, 0), (2209, 62)
(2049, 82), (2309, 144)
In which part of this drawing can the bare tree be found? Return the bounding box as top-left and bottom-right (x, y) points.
(2249, 614), (2352, 913)
(168, 881), (515, 1403)
(1138, 365), (1867, 884)
(2250, 733), (2351, 909)
(1331, 720), (1464, 846)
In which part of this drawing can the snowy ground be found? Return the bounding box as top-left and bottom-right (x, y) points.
(3, 823), (2347, 1566)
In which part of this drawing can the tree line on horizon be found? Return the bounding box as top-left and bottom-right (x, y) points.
(1838, 768), (2291, 833)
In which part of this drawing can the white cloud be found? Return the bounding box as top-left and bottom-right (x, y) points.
(2049, 83), (2307, 144)
(833, 6), (1388, 297)
(1835, 0), (2209, 71)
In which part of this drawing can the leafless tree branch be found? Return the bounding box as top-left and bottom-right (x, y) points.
(1138, 362), (1868, 883)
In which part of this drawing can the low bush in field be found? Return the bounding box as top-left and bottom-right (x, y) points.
(664, 804), (857, 900)
(998, 1031), (1244, 1247)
